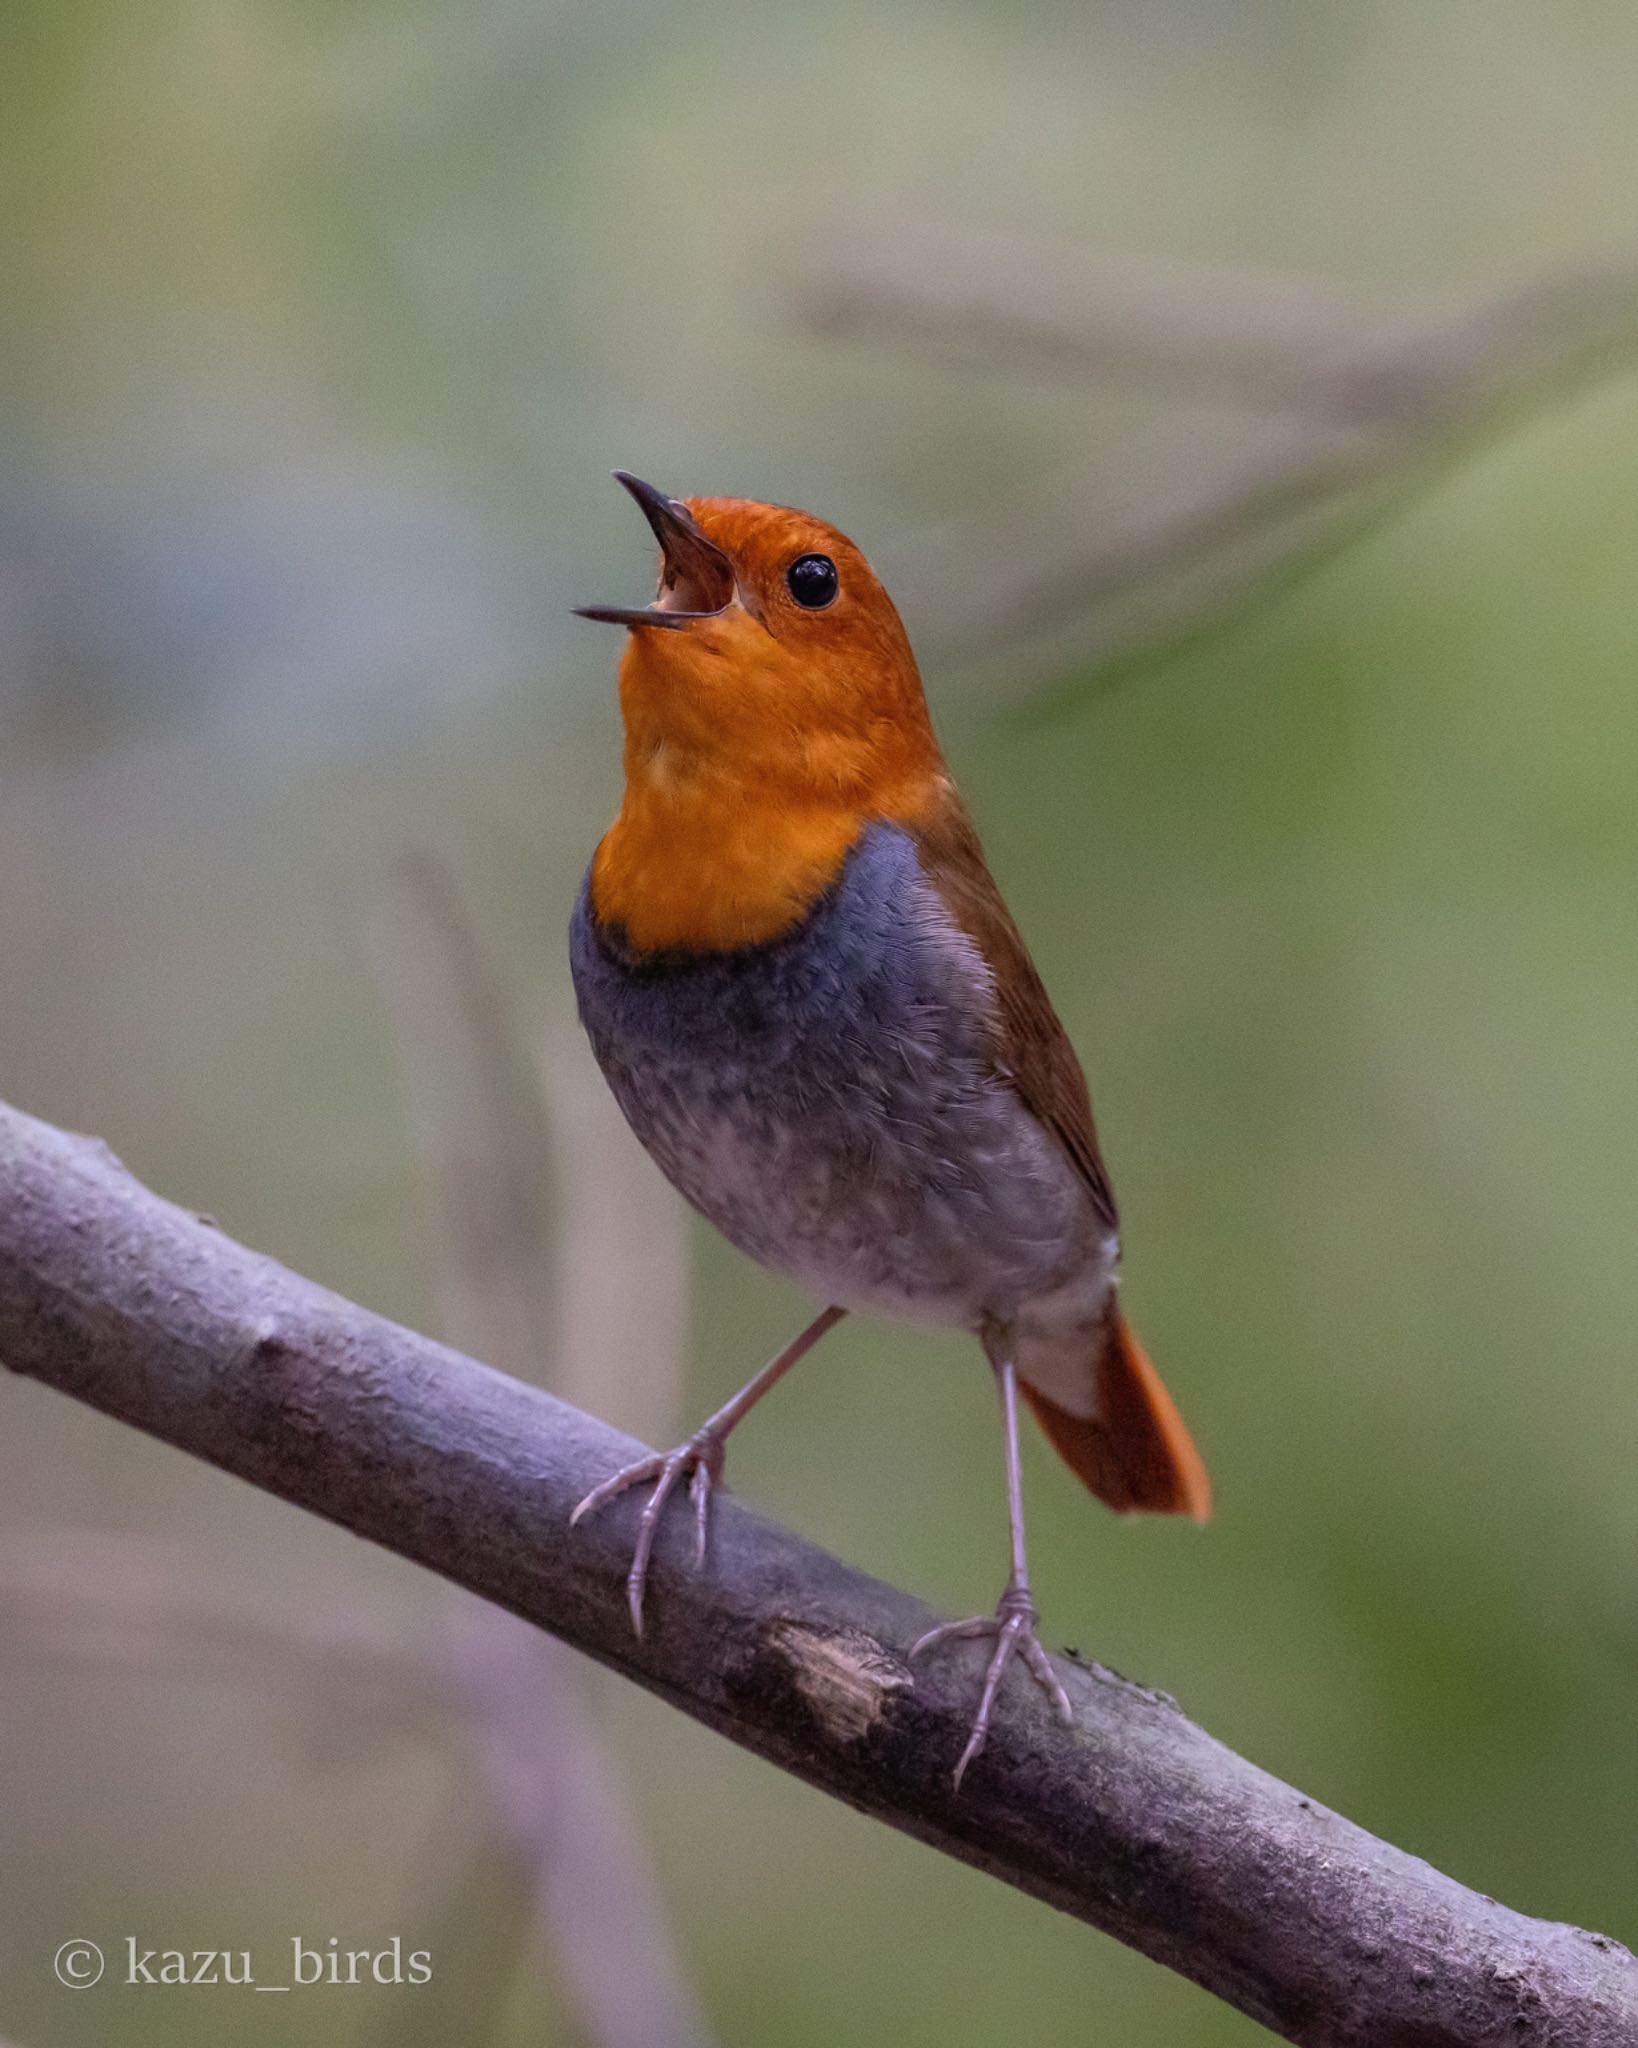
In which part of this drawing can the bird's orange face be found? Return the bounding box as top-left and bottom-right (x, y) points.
(582, 477), (947, 954)
(582, 479), (936, 794)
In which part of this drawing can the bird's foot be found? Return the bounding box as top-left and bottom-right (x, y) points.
(570, 1429), (726, 1637)
(910, 1581), (1074, 1788)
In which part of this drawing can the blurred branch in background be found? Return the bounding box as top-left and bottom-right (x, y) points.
(798, 221), (1390, 401)
(539, 1023), (691, 1448)
(362, 851), (710, 2048)
(799, 220), (1638, 690)
(2, 1101), (1635, 2048)
(361, 854), (562, 1401)
(0, 1534), (445, 1724)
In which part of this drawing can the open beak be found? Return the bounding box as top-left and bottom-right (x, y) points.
(575, 471), (735, 630)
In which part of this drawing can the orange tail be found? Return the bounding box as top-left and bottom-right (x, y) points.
(1019, 1311), (1211, 1521)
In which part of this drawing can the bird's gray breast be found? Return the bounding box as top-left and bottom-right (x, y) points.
(568, 823), (1099, 1327)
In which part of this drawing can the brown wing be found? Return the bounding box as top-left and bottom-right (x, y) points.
(908, 786), (1118, 1232)
(909, 787), (1210, 1520)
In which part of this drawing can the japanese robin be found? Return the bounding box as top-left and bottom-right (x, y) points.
(569, 473), (1210, 1783)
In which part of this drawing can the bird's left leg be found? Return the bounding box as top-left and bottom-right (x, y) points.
(571, 1304), (846, 1635)
(910, 1357), (1074, 1786)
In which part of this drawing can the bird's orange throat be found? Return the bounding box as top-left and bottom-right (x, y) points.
(590, 623), (945, 955)
(592, 778), (865, 954)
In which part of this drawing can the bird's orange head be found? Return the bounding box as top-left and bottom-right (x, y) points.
(579, 474), (948, 954)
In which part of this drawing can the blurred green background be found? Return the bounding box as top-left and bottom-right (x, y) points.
(3, 3), (1637, 2043)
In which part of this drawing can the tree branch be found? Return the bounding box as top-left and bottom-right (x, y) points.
(0, 1097), (1632, 2047)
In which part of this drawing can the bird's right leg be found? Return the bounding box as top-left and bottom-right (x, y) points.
(571, 1304), (846, 1636)
(910, 1356), (1075, 1786)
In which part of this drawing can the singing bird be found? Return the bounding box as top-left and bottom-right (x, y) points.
(570, 473), (1209, 1782)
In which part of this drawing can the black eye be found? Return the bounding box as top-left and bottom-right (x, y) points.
(786, 553), (838, 609)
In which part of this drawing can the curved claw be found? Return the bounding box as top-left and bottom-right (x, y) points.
(689, 1458), (713, 1567)
(910, 1588), (1074, 1788)
(1019, 1633), (1074, 1725)
(910, 1615), (997, 1656)
(570, 1453), (667, 1529)
(569, 1435), (725, 1637)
